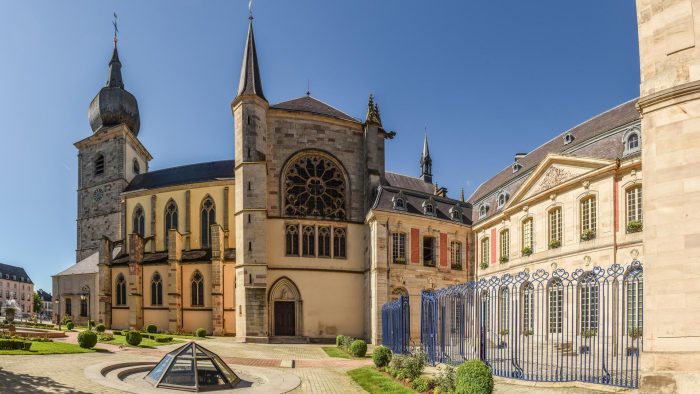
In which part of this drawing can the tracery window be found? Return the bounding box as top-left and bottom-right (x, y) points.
(164, 200), (178, 248)
(115, 274), (126, 306)
(318, 226), (331, 257)
(549, 278), (563, 334)
(200, 197), (216, 248)
(151, 272), (163, 306)
(133, 206), (145, 237)
(393, 232), (407, 264)
(191, 271), (204, 307)
(284, 155), (346, 219)
(333, 228), (347, 258)
(302, 225), (316, 257)
(285, 224), (299, 256)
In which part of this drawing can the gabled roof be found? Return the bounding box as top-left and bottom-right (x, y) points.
(125, 160), (234, 192)
(384, 172), (435, 194)
(54, 247), (122, 277)
(0, 263), (33, 284)
(271, 96), (359, 123)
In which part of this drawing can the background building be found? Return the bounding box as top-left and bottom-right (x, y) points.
(0, 262), (34, 317)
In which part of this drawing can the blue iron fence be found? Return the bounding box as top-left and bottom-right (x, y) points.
(382, 295), (410, 354)
(415, 260), (643, 389)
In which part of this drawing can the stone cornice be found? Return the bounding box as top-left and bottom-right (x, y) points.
(637, 80), (700, 114)
(74, 124), (153, 161)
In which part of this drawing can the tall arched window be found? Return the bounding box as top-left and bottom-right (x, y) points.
(115, 274), (126, 306)
(80, 298), (88, 317)
(626, 268), (643, 333)
(522, 282), (534, 333)
(285, 224), (299, 256)
(283, 154), (346, 219)
(132, 205), (145, 237)
(499, 287), (509, 333)
(95, 154), (105, 175)
(333, 228), (347, 258)
(164, 200), (178, 248)
(318, 227), (331, 258)
(200, 197), (216, 248)
(191, 271), (204, 307)
(151, 272), (163, 306)
(65, 298), (72, 315)
(392, 232), (407, 264)
(302, 226), (316, 257)
(522, 218), (533, 255)
(548, 278), (563, 334)
(499, 230), (509, 262)
(627, 133), (639, 151)
(580, 196), (597, 240)
(580, 272), (599, 334)
(548, 207), (562, 248)
(480, 237), (490, 266)
(626, 186), (643, 229)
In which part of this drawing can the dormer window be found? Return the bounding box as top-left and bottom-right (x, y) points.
(478, 203), (489, 219)
(563, 133), (575, 145)
(512, 162), (522, 173)
(623, 127), (641, 156)
(422, 197), (436, 217)
(392, 191), (407, 211)
(449, 205), (463, 221)
(497, 191), (509, 209)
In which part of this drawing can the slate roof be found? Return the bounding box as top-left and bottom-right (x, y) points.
(54, 247), (122, 276)
(0, 262), (33, 284)
(37, 289), (52, 302)
(372, 185), (472, 225)
(125, 160), (234, 192)
(271, 96), (359, 123)
(384, 172), (435, 194)
(236, 19), (266, 101)
(468, 99), (640, 223)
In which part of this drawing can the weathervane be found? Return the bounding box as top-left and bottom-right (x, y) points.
(248, 0), (253, 19)
(112, 12), (119, 45)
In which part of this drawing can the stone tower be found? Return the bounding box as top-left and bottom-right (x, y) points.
(232, 17), (270, 341)
(75, 37), (152, 262)
(636, 0), (700, 392)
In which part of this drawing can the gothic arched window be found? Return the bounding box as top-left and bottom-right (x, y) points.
(318, 226), (331, 257)
(200, 197), (216, 248)
(133, 205), (145, 237)
(151, 272), (163, 306)
(191, 271), (204, 307)
(333, 228), (347, 258)
(285, 224), (299, 256)
(164, 200), (178, 247)
(115, 274), (126, 306)
(302, 226), (316, 257)
(283, 154), (346, 219)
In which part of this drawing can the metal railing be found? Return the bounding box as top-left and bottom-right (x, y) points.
(413, 260), (643, 389)
(382, 295), (410, 354)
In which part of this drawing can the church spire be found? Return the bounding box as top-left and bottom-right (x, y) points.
(236, 17), (266, 101)
(420, 133), (433, 183)
(106, 13), (123, 89)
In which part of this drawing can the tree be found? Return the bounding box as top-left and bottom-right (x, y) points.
(33, 293), (42, 314)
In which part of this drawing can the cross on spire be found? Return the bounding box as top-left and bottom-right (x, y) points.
(112, 12), (119, 46)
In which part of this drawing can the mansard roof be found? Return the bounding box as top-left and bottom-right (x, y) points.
(468, 98), (640, 223)
(0, 262), (32, 284)
(125, 160), (234, 192)
(271, 96), (359, 123)
(384, 172), (435, 194)
(372, 184), (472, 225)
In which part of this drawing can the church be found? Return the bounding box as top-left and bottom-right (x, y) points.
(54, 17), (473, 343)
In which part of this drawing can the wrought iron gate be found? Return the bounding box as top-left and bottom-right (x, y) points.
(382, 295), (410, 354)
(415, 261), (643, 389)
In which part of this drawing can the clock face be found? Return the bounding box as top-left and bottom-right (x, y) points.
(93, 188), (104, 202)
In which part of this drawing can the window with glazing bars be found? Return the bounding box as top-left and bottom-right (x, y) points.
(627, 271), (643, 331)
(549, 208), (562, 243)
(627, 186), (642, 224)
(451, 241), (462, 268)
(522, 218), (533, 249)
(522, 282), (534, 332)
(481, 237), (489, 264)
(580, 274), (599, 333)
(423, 237), (435, 266)
(500, 230), (509, 259)
(581, 197), (597, 235)
(499, 288), (509, 331)
(549, 279), (563, 333)
(392, 233), (406, 263)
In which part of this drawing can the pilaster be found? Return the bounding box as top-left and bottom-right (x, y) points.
(127, 233), (144, 330)
(167, 229), (183, 333)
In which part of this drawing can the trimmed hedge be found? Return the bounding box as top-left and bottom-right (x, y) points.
(0, 339), (31, 351)
(146, 324), (158, 333)
(195, 328), (206, 338)
(95, 324), (106, 333)
(155, 336), (173, 343)
(125, 331), (142, 346)
(65, 322), (75, 330)
(336, 335), (344, 347)
(455, 360), (493, 394)
(113, 330), (123, 336)
(372, 345), (392, 367)
(349, 339), (367, 357)
(77, 331), (98, 349)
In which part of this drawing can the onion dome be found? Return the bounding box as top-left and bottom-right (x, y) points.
(88, 42), (140, 135)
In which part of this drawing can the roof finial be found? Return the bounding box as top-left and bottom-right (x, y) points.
(420, 131), (433, 183)
(306, 80), (311, 96)
(112, 12), (119, 46)
(366, 94), (382, 125)
(460, 187), (465, 202)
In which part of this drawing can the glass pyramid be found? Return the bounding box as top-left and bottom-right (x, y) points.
(144, 341), (240, 391)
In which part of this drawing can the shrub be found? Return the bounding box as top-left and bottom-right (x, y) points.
(341, 335), (354, 350)
(372, 345), (392, 367)
(195, 328), (207, 338)
(336, 335), (344, 347)
(435, 364), (456, 394)
(88, 320), (95, 329)
(627, 220), (643, 234)
(401, 350), (427, 380)
(125, 331), (142, 346)
(0, 339), (31, 351)
(77, 330), (98, 349)
(455, 360), (493, 394)
(146, 324), (158, 333)
(95, 324), (106, 333)
(155, 336), (173, 343)
(66, 322), (75, 330)
(99, 333), (114, 341)
(349, 339), (367, 357)
(388, 353), (406, 373)
(411, 376), (432, 392)
(113, 330), (123, 336)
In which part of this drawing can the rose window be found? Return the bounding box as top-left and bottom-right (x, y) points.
(284, 155), (346, 219)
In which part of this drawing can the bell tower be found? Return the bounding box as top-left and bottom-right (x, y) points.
(232, 16), (270, 341)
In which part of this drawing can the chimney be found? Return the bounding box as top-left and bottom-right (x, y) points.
(514, 152), (527, 162)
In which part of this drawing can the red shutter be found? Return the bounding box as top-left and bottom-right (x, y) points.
(491, 228), (497, 264)
(411, 228), (420, 264)
(440, 233), (448, 267)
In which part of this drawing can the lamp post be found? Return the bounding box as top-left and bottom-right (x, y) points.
(80, 289), (90, 330)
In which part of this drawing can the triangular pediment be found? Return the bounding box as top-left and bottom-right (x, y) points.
(506, 154), (614, 207)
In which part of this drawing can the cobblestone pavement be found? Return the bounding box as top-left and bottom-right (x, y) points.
(0, 334), (619, 393)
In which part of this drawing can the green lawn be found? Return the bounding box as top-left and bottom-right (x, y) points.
(101, 335), (183, 348)
(0, 341), (98, 355)
(348, 367), (416, 394)
(322, 346), (353, 359)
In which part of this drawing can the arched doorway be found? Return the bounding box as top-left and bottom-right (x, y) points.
(269, 277), (302, 337)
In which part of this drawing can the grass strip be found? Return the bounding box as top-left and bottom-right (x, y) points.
(347, 366), (416, 394)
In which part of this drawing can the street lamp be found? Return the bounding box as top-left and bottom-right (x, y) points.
(81, 286), (90, 330)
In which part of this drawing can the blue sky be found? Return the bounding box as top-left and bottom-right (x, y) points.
(0, 1), (639, 291)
